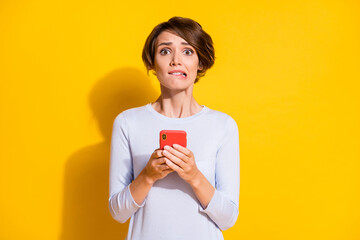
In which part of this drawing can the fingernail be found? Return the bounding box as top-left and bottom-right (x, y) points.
(164, 145), (170, 150)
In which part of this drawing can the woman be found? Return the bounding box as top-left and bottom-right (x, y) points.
(109, 16), (240, 239)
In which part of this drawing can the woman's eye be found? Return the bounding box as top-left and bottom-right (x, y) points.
(184, 49), (194, 55)
(160, 48), (171, 55)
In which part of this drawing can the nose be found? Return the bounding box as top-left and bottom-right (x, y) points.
(169, 51), (181, 66)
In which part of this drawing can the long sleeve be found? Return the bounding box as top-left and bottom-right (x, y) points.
(199, 116), (240, 230)
(108, 113), (145, 223)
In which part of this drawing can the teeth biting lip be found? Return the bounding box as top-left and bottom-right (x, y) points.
(168, 71), (187, 77)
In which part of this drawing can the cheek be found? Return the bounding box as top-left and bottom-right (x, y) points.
(154, 58), (168, 72)
(189, 56), (199, 67)
(187, 59), (200, 74)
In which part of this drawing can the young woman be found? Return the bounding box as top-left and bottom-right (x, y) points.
(109, 16), (240, 239)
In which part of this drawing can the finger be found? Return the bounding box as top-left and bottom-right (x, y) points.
(153, 157), (166, 165)
(164, 145), (190, 163)
(162, 169), (174, 175)
(163, 149), (186, 169)
(152, 149), (164, 159)
(165, 158), (183, 172)
(159, 164), (171, 171)
(172, 144), (192, 157)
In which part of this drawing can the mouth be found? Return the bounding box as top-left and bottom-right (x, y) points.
(168, 71), (187, 78)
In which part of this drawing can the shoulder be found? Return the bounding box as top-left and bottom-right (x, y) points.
(205, 107), (238, 130)
(115, 104), (149, 120)
(113, 104), (149, 126)
(205, 108), (239, 147)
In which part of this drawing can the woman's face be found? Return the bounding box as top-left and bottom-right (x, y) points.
(153, 31), (201, 91)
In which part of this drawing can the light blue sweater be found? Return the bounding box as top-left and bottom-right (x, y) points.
(109, 103), (240, 240)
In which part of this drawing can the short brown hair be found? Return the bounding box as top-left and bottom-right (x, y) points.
(142, 16), (215, 83)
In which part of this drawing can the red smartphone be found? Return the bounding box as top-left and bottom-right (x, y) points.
(159, 130), (187, 150)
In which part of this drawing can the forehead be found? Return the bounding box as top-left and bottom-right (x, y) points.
(155, 31), (189, 45)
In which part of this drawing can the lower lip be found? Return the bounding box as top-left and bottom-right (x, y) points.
(169, 74), (187, 79)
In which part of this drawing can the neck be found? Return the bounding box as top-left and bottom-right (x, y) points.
(152, 86), (203, 118)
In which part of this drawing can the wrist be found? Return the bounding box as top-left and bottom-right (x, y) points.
(141, 169), (155, 186)
(188, 170), (202, 188)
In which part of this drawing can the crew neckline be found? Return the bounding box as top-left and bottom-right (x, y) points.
(146, 103), (209, 122)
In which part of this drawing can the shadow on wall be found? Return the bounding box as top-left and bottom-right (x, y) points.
(60, 67), (158, 240)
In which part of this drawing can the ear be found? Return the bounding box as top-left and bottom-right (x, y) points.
(198, 62), (204, 71)
(151, 69), (157, 76)
(149, 64), (157, 76)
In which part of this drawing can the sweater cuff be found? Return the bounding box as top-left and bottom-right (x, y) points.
(127, 184), (146, 208)
(199, 189), (220, 214)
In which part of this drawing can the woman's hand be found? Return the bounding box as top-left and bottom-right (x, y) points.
(143, 148), (174, 185)
(129, 148), (173, 205)
(162, 144), (200, 185)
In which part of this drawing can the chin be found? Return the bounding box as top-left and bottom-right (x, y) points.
(159, 76), (195, 90)
(160, 82), (193, 92)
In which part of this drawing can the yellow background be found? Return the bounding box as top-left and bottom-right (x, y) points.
(1, 0), (359, 239)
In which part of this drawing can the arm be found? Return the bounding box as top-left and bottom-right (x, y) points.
(189, 171), (215, 209)
(108, 113), (142, 223)
(163, 144), (215, 209)
(109, 114), (173, 223)
(129, 150), (174, 204)
(199, 116), (240, 230)
(163, 116), (240, 230)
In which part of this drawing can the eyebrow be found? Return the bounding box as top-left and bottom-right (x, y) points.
(157, 42), (190, 47)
